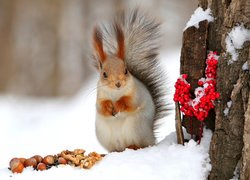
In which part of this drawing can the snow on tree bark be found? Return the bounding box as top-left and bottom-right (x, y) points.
(180, 20), (216, 136)
(180, 0), (249, 179)
(196, 0), (250, 179)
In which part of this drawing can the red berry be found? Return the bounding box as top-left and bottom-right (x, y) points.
(174, 51), (219, 121)
(198, 81), (203, 86)
(182, 74), (188, 79)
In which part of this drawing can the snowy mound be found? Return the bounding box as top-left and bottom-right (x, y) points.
(0, 130), (212, 180)
(0, 50), (212, 179)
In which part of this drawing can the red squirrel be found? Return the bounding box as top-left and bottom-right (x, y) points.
(92, 9), (168, 152)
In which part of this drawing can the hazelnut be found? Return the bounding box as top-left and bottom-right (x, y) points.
(24, 157), (37, 168)
(32, 155), (43, 163)
(58, 157), (68, 165)
(18, 158), (26, 164)
(9, 158), (24, 173)
(42, 155), (55, 165)
(37, 163), (46, 171)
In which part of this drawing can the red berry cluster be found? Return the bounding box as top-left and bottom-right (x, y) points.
(174, 51), (220, 121)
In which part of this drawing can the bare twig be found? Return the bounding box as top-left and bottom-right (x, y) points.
(175, 102), (184, 145)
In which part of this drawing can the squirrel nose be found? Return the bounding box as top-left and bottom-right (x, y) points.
(115, 82), (121, 88)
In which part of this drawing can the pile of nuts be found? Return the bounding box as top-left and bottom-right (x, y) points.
(9, 149), (103, 173)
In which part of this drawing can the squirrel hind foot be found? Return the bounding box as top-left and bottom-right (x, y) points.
(126, 145), (141, 150)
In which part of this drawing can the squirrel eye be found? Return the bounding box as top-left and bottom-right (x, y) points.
(125, 68), (128, 75)
(103, 72), (108, 79)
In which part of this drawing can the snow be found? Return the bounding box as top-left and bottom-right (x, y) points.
(0, 97), (213, 180)
(230, 160), (241, 180)
(224, 100), (232, 116)
(226, 25), (250, 63)
(0, 123), (213, 180)
(184, 7), (214, 30)
(0, 49), (213, 179)
(242, 62), (249, 71)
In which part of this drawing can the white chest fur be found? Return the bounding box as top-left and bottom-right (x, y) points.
(95, 76), (156, 152)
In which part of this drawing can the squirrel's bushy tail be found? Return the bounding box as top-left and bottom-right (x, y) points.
(97, 8), (170, 128)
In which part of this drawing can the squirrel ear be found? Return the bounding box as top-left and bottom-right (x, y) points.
(99, 60), (103, 70)
(93, 26), (106, 62)
(114, 23), (125, 60)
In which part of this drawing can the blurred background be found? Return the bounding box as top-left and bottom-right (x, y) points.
(0, 0), (197, 97)
(0, 0), (199, 168)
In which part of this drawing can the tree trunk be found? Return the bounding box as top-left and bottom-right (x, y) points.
(0, 0), (13, 92)
(241, 95), (250, 180)
(180, 20), (216, 137)
(180, 0), (250, 179)
(198, 0), (250, 179)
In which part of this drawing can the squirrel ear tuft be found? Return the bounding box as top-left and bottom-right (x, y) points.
(93, 26), (106, 62)
(114, 23), (125, 60)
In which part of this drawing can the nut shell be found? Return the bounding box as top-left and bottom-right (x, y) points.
(58, 157), (68, 165)
(42, 155), (55, 165)
(18, 158), (26, 164)
(73, 149), (85, 155)
(24, 157), (37, 168)
(9, 158), (24, 173)
(32, 155), (43, 163)
(37, 163), (46, 171)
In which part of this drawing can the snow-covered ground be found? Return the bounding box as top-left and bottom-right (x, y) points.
(0, 49), (212, 179)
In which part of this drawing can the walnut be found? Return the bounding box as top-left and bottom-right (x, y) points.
(58, 149), (102, 169)
(73, 149), (85, 155)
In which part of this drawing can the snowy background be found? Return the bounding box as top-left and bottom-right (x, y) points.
(0, 1), (217, 180)
(0, 49), (213, 180)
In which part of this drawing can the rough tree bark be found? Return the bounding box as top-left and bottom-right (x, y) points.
(241, 95), (250, 180)
(203, 0), (250, 179)
(180, 20), (215, 136)
(180, 0), (250, 179)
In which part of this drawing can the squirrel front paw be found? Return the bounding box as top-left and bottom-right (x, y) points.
(114, 96), (134, 112)
(100, 100), (117, 117)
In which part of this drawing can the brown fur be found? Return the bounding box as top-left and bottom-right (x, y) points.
(93, 27), (106, 62)
(99, 95), (135, 117)
(99, 57), (129, 89)
(115, 95), (134, 113)
(114, 23), (125, 60)
(93, 9), (170, 151)
(126, 145), (141, 150)
(100, 99), (115, 117)
(92, 9), (170, 130)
